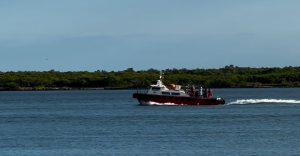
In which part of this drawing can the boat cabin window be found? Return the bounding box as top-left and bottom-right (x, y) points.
(171, 92), (180, 95)
(162, 92), (170, 95)
(151, 87), (161, 91)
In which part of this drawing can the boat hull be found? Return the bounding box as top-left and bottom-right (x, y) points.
(133, 93), (225, 105)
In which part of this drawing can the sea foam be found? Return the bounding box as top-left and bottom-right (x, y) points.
(140, 101), (181, 106)
(227, 99), (300, 105)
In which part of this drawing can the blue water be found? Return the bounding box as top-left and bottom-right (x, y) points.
(1, 88), (300, 155)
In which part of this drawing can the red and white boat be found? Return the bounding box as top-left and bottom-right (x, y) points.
(133, 72), (225, 105)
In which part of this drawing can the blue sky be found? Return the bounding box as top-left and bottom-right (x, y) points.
(1, 0), (300, 72)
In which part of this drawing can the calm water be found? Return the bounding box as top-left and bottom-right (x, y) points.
(1, 88), (300, 155)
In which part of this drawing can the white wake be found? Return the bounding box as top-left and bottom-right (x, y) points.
(227, 99), (300, 105)
(140, 101), (185, 106)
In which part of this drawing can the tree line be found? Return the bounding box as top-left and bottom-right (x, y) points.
(1, 65), (300, 90)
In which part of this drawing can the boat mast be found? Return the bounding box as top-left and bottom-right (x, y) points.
(160, 70), (164, 82)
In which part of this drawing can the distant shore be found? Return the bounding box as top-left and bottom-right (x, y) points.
(0, 87), (139, 91)
(0, 87), (129, 91)
(1, 66), (300, 91)
(0, 85), (295, 91)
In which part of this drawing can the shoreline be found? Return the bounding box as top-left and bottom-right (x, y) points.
(0, 86), (297, 91)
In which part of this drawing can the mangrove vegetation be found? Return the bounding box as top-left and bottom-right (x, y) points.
(1, 65), (300, 90)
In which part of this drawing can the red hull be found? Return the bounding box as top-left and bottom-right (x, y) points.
(133, 93), (225, 105)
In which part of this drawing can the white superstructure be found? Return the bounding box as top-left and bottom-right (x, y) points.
(146, 72), (189, 97)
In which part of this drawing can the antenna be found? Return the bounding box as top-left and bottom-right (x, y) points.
(160, 70), (164, 81)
